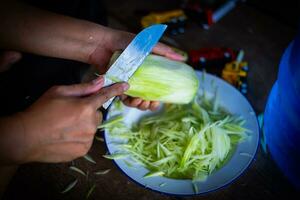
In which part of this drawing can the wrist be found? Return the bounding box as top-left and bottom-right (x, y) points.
(0, 113), (28, 165)
(86, 25), (115, 65)
(87, 27), (134, 69)
(71, 21), (108, 63)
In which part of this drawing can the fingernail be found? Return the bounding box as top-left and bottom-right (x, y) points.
(93, 76), (103, 85)
(167, 52), (184, 61)
(122, 83), (129, 91)
(8, 55), (20, 63)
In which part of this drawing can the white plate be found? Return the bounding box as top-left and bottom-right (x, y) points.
(104, 71), (259, 196)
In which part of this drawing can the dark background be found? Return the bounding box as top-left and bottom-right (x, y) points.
(2, 0), (300, 199)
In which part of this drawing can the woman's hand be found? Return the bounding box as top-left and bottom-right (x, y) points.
(88, 29), (185, 111)
(88, 29), (184, 72)
(0, 77), (128, 164)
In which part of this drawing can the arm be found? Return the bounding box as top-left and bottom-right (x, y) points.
(0, 0), (111, 64)
(0, 76), (128, 165)
(0, 114), (25, 164)
(0, 0), (183, 68)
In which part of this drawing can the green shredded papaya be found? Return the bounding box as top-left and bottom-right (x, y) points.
(86, 184), (96, 199)
(95, 135), (104, 142)
(159, 182), (166, 187)
(143, 171), (165, 178)
(94, 169), (111, 175)
(83, 155), (96, 164)
(69, 166), (86, 176)
(98, 115), (123, 129)
(103, 91), (248, 181)
(61, 179), (78, 194)
(103, 153), (128, 160)
(192, 182), (199, 194)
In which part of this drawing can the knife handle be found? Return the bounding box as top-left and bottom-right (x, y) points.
(102, 97), (114, 109)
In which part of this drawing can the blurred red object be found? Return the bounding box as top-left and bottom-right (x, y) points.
(189, 47), (237, 69)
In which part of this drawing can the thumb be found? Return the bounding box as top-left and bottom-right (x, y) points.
(57, 76), (104, 97)
(89, 82), (129, 109)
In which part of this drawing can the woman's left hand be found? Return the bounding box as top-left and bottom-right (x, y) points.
(88, 29), (185, 111)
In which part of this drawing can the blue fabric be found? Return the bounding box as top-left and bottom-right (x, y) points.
(264, 32), (300, 189)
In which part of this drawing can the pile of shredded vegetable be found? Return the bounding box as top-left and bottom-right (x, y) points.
(100, 92), (248, 181)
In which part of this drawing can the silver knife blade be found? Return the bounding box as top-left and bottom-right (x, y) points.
(102, 24), (167, 109)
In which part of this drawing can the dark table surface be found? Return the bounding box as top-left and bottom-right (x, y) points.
(3, 1), (299, 199)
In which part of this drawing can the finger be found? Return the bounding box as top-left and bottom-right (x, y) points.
(89, 82), (129, 108)
(28, 142), (91, 163)
(152, 43), (184, 61)
(138, 100), (151, 110)
(0, 51), (22, 72)
(123, 97), (143, 108)
(119, 94), (127, 101)
(149, 101), (160, 111)
(56, 76), (104, 97)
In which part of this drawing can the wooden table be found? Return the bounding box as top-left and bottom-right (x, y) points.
(3, 1), (298, 199)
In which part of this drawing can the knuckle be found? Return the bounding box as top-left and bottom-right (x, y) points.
(99, 88), (109, 96)
(122, 100), (130, 107)
(140, 101), (148, 108)
(105, 83), (123, 95)
(132, 98), (142, 106)
(114, 84), (124, 94)
(98, 90), (110, 101)
(139, 103), (148, 110)
(49, 85), (62, 94)
(138, 106), (147, 111)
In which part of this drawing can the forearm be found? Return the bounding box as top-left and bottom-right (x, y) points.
(0, 0), (114, 64)
(0, 114), (21, 196)
(0, 113), (27, 165)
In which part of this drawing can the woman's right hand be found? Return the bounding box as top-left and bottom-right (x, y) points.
(0, 76), (128, 164)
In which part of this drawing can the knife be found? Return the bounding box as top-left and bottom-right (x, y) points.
(102, 24), (167, 109)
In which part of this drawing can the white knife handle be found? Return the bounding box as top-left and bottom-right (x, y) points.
(102, 97), (114, 109)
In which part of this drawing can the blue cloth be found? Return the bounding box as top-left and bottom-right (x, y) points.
(264, 32), (300, 189)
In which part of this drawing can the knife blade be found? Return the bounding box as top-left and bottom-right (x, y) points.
(102, 24), (167, 109)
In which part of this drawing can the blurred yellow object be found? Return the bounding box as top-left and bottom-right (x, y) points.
(141, 9), (187, 28)
(222, 61), (248, 88)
